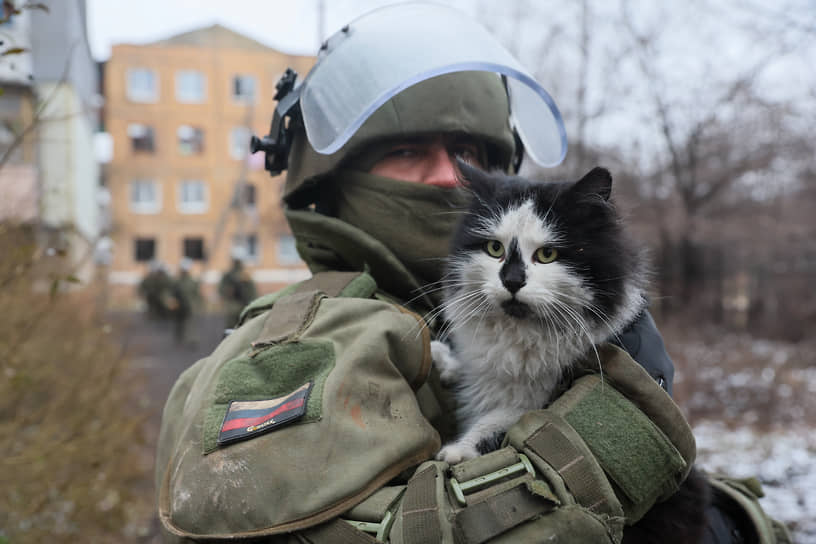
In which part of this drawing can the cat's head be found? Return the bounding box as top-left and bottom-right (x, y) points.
(442, 162), (645, 335)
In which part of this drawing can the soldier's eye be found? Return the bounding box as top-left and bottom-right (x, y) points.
(452, 144), (482, 167)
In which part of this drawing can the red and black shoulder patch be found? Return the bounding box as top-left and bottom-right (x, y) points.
(217, 382), (313, 445)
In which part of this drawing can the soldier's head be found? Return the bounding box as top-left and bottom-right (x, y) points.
(230, 247), (248, 269)
(254, 3), (567, 210)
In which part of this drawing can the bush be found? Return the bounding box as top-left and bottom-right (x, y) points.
(0, 225), (154, 542)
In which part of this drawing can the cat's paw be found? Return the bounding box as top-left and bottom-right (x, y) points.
(436, 443), (479, 465)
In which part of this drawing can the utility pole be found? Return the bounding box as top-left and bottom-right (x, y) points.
(317, 0), (326, 46)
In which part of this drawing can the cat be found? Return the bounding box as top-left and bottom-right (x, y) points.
(431, 163), (710, 544)
(432, 163), (648, 464)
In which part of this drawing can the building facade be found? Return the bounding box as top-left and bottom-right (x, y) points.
(104, 25), (314, 307)
(0, 0), (103, 286)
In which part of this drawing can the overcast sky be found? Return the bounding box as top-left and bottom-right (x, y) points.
(85, 0), (480, 60)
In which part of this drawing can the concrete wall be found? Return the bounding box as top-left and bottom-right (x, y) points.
(36, 82), (100, 240)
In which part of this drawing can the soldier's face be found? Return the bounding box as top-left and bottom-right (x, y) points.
(368, 135), (484, 188)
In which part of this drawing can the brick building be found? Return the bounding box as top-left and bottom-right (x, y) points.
(104, 24), (314, 307)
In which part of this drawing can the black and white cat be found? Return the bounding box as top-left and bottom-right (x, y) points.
(431, 163), (711, 543)
(433, 164), (648, 464)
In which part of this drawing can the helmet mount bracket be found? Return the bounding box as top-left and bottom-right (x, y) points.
(250, 68), (300, 176)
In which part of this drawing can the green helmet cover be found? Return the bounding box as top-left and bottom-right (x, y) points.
(284, 71), (516, 207)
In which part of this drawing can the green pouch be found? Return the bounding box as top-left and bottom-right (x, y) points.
(709, 475), (793, 544)
(506, 343), (695, 527)
(385, 448), (612, 544)
(156, 272), (440, 540)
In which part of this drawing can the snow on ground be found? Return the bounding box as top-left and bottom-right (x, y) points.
(694, 421), (816, 543)
(662, 329), (816, 542)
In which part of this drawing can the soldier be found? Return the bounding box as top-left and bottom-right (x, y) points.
(217, 248), (257, 327)
(155, 5), (790, 543)
(138, 260), (174, 320)
(169, 258), (200, 344)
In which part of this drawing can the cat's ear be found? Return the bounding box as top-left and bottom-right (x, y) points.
(571, 167), (612, 201)
(456, 158), (494, 199)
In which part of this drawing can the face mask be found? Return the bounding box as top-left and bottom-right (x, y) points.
(329, 169), (469, 290)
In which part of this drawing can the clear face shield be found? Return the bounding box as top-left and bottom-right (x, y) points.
(252, 2), (567, 175)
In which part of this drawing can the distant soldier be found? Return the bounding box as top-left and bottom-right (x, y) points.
(138, 260), (174, 320)
(218, 248), (257, 327)
(170, 258), (201, 344)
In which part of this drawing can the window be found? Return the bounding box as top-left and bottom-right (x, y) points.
(232, 233), (258, 262)
(134, 238), (156, 262)
(175, 70), (206, 103)
(128, 123), (155, 153)
(232, 74), (256, 102)
(178, 180), (208, 214)
(126, 68), (158, 103)
(233, 183), (256, 208)
(229, 127), (251, 159)
(277, 234), (301, 265)
(129, 179), (161, 214)
(183, 237), (206, 261)
(177, 125), (204, 155)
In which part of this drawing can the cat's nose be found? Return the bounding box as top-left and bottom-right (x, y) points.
(500, 265), (526, 294)
(500, 245), (526, 294)
(502, 277), (526, 294)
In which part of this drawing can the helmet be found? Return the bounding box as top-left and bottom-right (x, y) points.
(251, 2), (567, 207)
(285, 71), (517, 206)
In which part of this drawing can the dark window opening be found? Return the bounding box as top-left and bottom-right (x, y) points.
(134, 237), (156, 262)
(232, 75), (256, 102)
(183, 237), (205, 260)
(129, 123), (155, 153)
(233, 182), (256, 208)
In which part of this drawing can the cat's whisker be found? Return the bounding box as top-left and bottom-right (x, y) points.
(436, 295), (489, 342)
(548, 299), (604, 380)
(405, 278), (484, 309)
(429, 289), (489, 335)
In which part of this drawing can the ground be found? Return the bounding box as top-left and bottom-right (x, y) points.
(111, 310), (227, 541)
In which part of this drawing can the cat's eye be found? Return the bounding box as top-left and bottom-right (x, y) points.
(484, 240), (505, 259)
(534, 247), (558, 264)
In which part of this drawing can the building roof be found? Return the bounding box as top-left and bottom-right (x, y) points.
(150, 24), (273, 51)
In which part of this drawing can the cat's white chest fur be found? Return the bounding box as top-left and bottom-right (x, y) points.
(433, 313), (587, 464)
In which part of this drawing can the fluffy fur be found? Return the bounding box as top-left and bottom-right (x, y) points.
(431, 163), (711, 544)
(433, 163), (648, 464)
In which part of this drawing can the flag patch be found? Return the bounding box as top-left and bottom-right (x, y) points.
(218, 382), (313, 445)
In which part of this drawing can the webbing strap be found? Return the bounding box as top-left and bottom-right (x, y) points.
(256, 291), (324, 344)
(524, 412), (619, 518)
(454, 484), (554, 544)
(401, 466), (442, 544)
(294, 270), (371, 298)
(299, 518), (378, 544)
